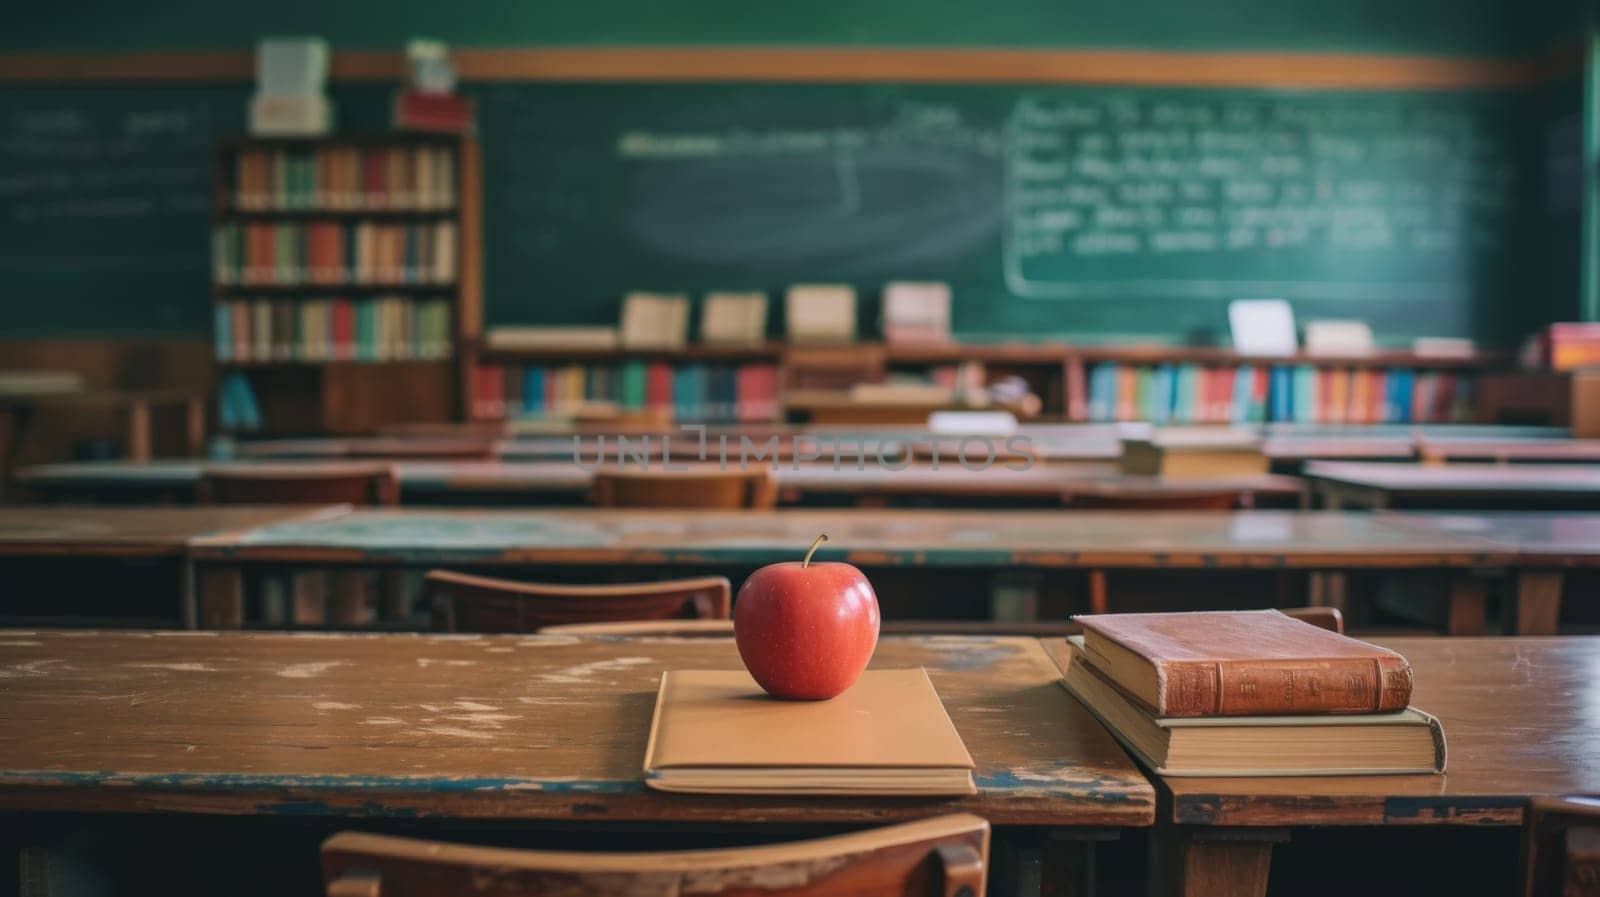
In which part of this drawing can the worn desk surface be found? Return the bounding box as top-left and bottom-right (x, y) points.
(1381, 511), (1600, 568)
(1044, 637), (1600, 828)
(0, 505), (348, 558)
(187, 509), (1508, 569)
(1415, 438), (1600, 463)
(1304, 461), (1600, 509)
(17, 459), (1300, 505)
(0, 631), (1152, 827)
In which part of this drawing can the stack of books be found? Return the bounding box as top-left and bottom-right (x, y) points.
(469, 361), (780, 423)
(230, 144), (457, 211)
(213, 220), (457, 286)
(1057, 610), (1445, 776)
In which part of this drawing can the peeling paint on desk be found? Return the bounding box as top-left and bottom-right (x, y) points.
(914, 638), (1017, 672)
(539, 657), (654, 684)
(276, 661), (344, 679)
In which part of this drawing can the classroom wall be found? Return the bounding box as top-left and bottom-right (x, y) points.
(0, 0), (1582, 344)
(0, 0), (1557, 56)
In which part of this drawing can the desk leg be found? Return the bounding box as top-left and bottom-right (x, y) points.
(1446, 575), (1489, 636)
(126, 399), (151, 462)
(331, 570), (371, 626)
(185, 396), (206, 456)
(197, 566), (245, 629)
(1514, 571), (1564, 635)
(1153, 826), (1284, 897)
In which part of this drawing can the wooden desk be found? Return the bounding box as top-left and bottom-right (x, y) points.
(187, 509), (1510, 631)
(16, 458), (1299, 508)
(1040, 638), (1600, 897)
(0, 387), (205, 501)
(0, 505), (347, 627)
(0, 631), (1152, 884)
(1380, 512), (1600, 634)
(1304, 461), (1600, 510)
(1416, 437), (1600, 464)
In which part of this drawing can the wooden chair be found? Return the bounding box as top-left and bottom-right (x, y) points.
(591, 466), (777, 509)
(323, 813), (989, 897)
(1524, 796), (1600, 897)
(427, 570), (731, 633)
(199, 464), (398, 627)
(198, 463), (399, 506)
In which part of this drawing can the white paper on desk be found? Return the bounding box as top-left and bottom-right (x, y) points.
(1229, 299), (1297, 356)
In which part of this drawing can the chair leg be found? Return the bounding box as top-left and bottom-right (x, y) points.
(1089, 570), (1109, 615)
(330, 570), (371, 627)
(291, 572), (329, 626)
(198, 567), (245, 629)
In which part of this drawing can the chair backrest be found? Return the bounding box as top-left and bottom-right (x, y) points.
(591, 466), (777, 509)
(426, 570), (731, 633)
(539, 618), (736, 637)
(323, 813), (989, 897)
(1068, 490), (1243, 511)
(342, 437), (497, 460)
(1281, 606), (1343, 634)
(198, 464), (399, 506)
(1524, 796), (1600, 897)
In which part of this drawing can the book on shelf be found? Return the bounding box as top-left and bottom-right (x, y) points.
(1054, 638), (1445, 777)
(1539, 323), (1600, 371)
(0, 370), (83, 397)
(1081, 362), (1470, 425)
(230, 143), (456, 211)
(472, 360), (780, 423)
(643, 668), (975, 796)
(848, 382), (958, 405)
(483, 326), (619, 352)
(1075, 610), (1413, 718)
(215, 297), (451, 363)
(213, 220), (456, 286)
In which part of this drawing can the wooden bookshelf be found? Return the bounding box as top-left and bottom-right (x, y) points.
(468, 339), (1509, 427)
(211, 133), (482, 435)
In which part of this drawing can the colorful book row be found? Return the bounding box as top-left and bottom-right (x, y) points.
(1081, 363), (1472, 424)
(215, 297), (453, 362)
(470, 362), (782, 423)
(230, 144), (457, 211)
(212, 221), (457, 287)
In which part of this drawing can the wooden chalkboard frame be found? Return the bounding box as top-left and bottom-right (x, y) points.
(0, 44), (1581, 88)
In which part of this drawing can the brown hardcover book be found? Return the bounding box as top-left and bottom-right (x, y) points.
(1118, 431), (1268, 479)
(643, 668), (974, 796)
(1052, 638), (1444, 776)
(1076, 610), (1413, 717)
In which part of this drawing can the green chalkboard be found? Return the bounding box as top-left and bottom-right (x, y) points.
(0, 85), (397, 336)
(474, 83), (1527, 343)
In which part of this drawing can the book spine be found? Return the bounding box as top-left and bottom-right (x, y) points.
(1156, 655), (1414, 717)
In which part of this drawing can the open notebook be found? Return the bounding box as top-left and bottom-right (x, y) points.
(643, 668), (975, 796)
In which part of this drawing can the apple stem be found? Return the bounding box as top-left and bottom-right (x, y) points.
(802, 533), (829, 569)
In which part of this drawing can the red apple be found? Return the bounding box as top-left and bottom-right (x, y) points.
(734, 534), (880, 700)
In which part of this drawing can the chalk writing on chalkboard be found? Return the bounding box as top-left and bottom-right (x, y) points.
(613, 103), (1003, 275)
(1003, 93), (1516, 301)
